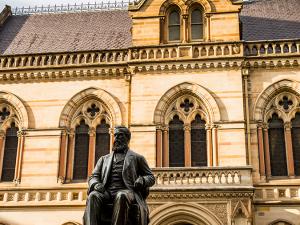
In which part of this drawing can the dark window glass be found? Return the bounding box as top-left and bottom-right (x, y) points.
(191, 115), (207, 166)
(169, 115), (184, 167)
(168, 10), (180, 41)
(191, 9), (203, 40)
(1, 123), (18, 182)
(95, 119), (110, 165)
(268, 114), (287, 176)
(73, 120), (89, 181)
(292, 113), (300, 176)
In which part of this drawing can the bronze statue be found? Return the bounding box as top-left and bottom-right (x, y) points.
(83, 126), (155, 225)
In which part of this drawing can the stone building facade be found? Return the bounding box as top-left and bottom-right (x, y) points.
(0, 0), (299, 224)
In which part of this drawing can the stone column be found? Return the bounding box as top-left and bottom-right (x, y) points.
(0, 131), (5, 179)
(162, 126), (169, 167)
(212, 125), (219, 166)
(66, 130), (75, 181)
(88, 127), (96, 176)
(182, 14), (189, 43)
(184, 124), (191, 167)
(156, 126), (163, 167)
(159, 16), (165, 44)
(257, 123), (266, 178)
(15, 130), (25, 184)
(284, 122), (295, 177)
(263, 125), (271, 178)
(206, 124), (213, 166)
(205, 14), (211, 41)
(58, 129), (68, 183)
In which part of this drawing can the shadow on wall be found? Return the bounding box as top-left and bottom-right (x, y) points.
(0, 15), (29, 54)
(240, 16), (300, 41)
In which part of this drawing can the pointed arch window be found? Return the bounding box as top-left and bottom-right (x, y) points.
(190, 7), (204, 40)
(191, 114), (207, 166)
(95, 119), (110, 165)
(268, 114), (288, 176)
(61, 100), (113, 183)
(169, 115), (184, 167)
(1, 123), (19, 182)
(73, 120), (90, 181)
(292, 113), (300, 176)
(156, 95), (214, 168)
(168, 9), (181, 41)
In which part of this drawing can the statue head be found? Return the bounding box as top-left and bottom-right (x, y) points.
(112, 126), (131, 152)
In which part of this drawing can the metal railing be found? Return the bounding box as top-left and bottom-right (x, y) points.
(12, 1), (138, 15)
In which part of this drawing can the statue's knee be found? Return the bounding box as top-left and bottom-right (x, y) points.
(88, 191), (103, 203)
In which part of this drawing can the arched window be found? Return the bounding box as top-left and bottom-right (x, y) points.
(73, 120), (90, 181)
(156, 94), (214, 168)
(62, 99), (113, 183)
(190, 7), (204, 40)
(168, 8), (180, 41)
(95, 119), (110, 165)
(169, 115), (184, 167)
(292, 113), (300, 176)
(1, 123), (18, 182)
(268, 114), (287, 176)
(191, 114), (207, 166)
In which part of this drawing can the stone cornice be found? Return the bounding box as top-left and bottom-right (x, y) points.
(0, 40), (299, 83)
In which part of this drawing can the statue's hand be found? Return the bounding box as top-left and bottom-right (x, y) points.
(134, 177), (144, 191)
(94, 183), (105, 193)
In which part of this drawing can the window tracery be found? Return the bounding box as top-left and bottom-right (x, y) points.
(257, 90), (300, 178)
(64, 99), (113, 182)
(0, 103), (22, 183)
(158, 95), (211, 167)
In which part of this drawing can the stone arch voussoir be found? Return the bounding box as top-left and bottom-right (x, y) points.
(149, 202), (223, 225)
(253, 79), (300, 122)
(59, 87), (123, 128)
(0, 91), (29, 129)
(154, 82), (221, 125)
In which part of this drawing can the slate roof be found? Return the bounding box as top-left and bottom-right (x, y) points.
(0, 0), (300, 55)
(0, 10), (132, 55)
(240, 0), (300, 41)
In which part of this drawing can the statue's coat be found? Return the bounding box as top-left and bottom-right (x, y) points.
(88, 149), (155, 225)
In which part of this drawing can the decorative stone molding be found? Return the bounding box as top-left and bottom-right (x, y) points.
(254, 185), (300, 201)
(0, 40), (298, 83)
(149, 202), (223, 225)
(253, 79), (300, 122)
(0, 92), (28, 130)
(59, 87), (123, 128)
(154, 82), (221, 125)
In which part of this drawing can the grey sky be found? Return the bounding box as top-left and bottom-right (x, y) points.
(0, 0), (112, 10)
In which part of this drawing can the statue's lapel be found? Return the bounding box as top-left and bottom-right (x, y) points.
(103, 152), (114, 184)
(123, 149), (133, 173)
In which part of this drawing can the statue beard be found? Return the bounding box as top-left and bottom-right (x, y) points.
(112, 139), (128, 153)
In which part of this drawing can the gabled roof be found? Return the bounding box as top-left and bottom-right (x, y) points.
(240, 0), (300, 41)
(0, 0), (299, 55)
(0, 10), (132, 55)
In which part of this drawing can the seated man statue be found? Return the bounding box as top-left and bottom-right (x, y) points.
(83, 125), (155, 225)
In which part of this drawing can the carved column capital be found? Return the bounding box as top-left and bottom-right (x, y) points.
(88, 127), (96, 136)
(68, 129), (75, 137)
(0, 130), (5, 138)
(156, 125), (163, 130)
(17, 130), (26, 137)
(182, 14), (189, 20)
(183, 124), (191, 131)
(162, 125), (169, 132)
(284, 122), (292, 130)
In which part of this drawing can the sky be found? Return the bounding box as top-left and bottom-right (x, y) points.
(0, 0), (114, 11)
